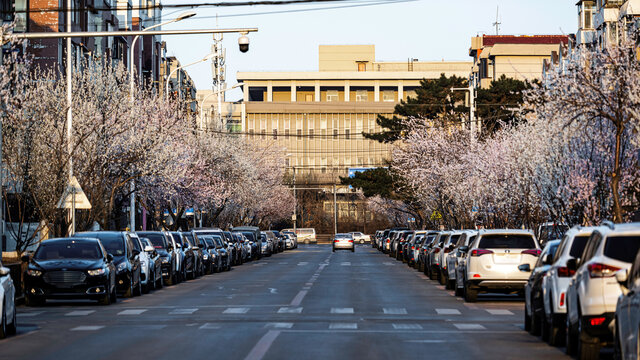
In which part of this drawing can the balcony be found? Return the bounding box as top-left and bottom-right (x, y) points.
(594, 7), (621, 29)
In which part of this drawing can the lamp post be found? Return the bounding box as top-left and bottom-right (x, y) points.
(198, 83), (244, 130)
(165, 53), (215, 99)
(128, 12), (196, 231)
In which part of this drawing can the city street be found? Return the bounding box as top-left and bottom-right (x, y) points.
(2, 245), (572, 360)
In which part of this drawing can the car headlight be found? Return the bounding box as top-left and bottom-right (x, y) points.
(161, 258), (170, 264)
(87, 268), (106, 276)
(203, 254), (209, 260)
(116, 262), (127, 272)
(27, 269), (42, 277)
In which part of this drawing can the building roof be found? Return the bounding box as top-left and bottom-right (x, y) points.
(488, 43), (564, 57)
(236, 66), (472, 81)
(482, 35), (569, 46)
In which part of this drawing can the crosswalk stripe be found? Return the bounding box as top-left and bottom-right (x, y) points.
(65, 310), (95, 316)
(393, 324), (423, 330)
(331, 307), (354, 314)
(453, 323), (486, 330)
(278, 307), (303, 314)
(486, 309), (514, 315)
(223, 307), (250, 314)
(383, 308), (407, 315)
(297, 262), (309, 266)
(170, 308), (198, 315)
(265, 322), (294, 329)
(17, 312), (43, 317)
(436, 308), (461, 315)
(329, 323), (358, 330)
(71, 326), (104, 331)
(199, 323), (221, 330)
(118, 309), (147, 315)
(341, 262), (351, 266)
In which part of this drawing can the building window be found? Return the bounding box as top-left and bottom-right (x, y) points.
(305, 94), (314, 102)
(345, 129), (350, 139)
(285, 158), (290, 167)
(333, 129), (338, 138)
(273, 129), (278, 139)
(321, 167), (327, 174)
(308, 129), (314, 137)
(285, 129), (290, 137)
(356, 90), (368, 102)
(326, 90), (338, 102)
(357, 62), (366, 72)
(297, 129), (302, 139)
(261, 129), (266, 139)
(248, 129), (254, 136)
(382, 90), (395, 102)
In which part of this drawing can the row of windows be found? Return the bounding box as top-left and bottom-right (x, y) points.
(247, 129), (376, 139)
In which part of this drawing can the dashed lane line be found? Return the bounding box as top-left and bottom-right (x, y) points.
(383, 308), (407, 315)
(486, 309), (514, 315)
(331, 307), (354, 314)
(65, 310), (95, 316)
(244, 330), (281, 360)
(265, 323), (294, 329)
(118, 309), (147, 315)
(223, 307), (250, 314)
(329, 323), (358, 330)
(70, 326), (104, 331)
(453, 324), (486, 330)
(290, 291), (308, 306)
(436, 309), (461, 315)
(392, 324), (423, 330)
(170, 308), (199, 315)
(277, 307), (303, 314)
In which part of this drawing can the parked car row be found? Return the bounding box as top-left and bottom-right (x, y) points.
(17, 227), (298, 311)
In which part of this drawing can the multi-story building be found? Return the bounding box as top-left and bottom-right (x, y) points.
(469, 35), (569, 89)
(195, 90), (243, 132)
(163, 56), (197, 113)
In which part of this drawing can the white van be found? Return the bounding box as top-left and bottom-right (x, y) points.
(282, 228), (317, 244)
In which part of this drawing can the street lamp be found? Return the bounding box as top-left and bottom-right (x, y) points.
(165, 53), (215, 99)
(198, 83), (244, 130)
(128, 11), (196, 231)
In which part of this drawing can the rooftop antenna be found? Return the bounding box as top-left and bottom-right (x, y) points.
(493, 6), (501, 35)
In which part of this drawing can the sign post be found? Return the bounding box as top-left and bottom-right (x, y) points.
(56, 176), (91, 235)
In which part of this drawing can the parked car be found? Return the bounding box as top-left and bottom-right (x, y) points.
(137, 231), (179, 286)
(212, 235), (231, 271)
(541, 226), (597, 346)
(333, 233), (355, 252)
(427, 231), (451, 280)
(75, 231), (142, 297)
(284, 234), (295, 250)
(140, 237), (163, 289)
(408, 231), (427, 267)
(182, 231), (204, 277)
(200, 235), (222, 273)
(259, 232), (272, 256)
(232, 226), (262, 258)
(537, 222), (569, 248)
(0, 259), (17, 338)
(438, 231), (463, 287)
(23, 237), (117, 305)
(452, 231), (478, 296)
(223, 231), (241, 264)
(350, 232), (371, 244)
(129, 233), (155, 293)
(170, 232), (195, 281)
(565, 222), (640, 358)
(460, 229), (540, 302)
(523, 240), (561, 338)
(614, 246), (640, 360)
(282, 231), (298, 249)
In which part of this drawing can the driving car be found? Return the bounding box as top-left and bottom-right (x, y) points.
(137, 231), (179, 286)
(23, 237), (117, 305)
(0, 258), (17, 338)
(75, 231), (142, 298)
(333, 233), (355, 252)
(565, 222), (640, 358)
(523, 240), (561, 338)
(460, 229), (540, 302)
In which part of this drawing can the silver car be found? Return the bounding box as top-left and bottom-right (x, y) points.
(0, 259), (16, 338)
(333, 233), (355, 252)
(461, 229), (540, 302)
(447, 230), (477, 294)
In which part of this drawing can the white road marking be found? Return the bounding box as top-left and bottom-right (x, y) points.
(297, 262), (309, 266)
(17, 312), (43, 317)
(453, 324), (486, 330)
(383, 308), (407, 315)
(169, 308), (199, 315)
(290, 290), (308, 306)
(404, 340), (446, 343)
(65, 310), (95, 316)
(71, 326), (104, 331)
(341, 262), (351, 266)
(383, 262), (395, 266)
(329, 323), (358, 330)
(265, 323), (294, 329)
(305, 283), (313, 286)
(393, 324), (423, 330)
(269, 288), (278, 294)
(278, 307), (303, 314)
(118, 309), (147, 315)
(223, 307), (249, 314)
(435, 285), (445, 290)
(199, 323), (221, 330)
(436, 309), (461, 315)
(278, 262), (288, 265)
(486, 309), (514, 315)
(331, 307), (354, 314)
(244, 330), (281, 360)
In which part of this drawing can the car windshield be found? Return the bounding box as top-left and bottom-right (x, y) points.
(214, 238), (224, 248)
(183, 233), (195, 244)
(604, 236), (640, 263)
(80, 232), (125, 256)
(139, 233), (166, 249)
(130, 237), (142, 252)
(448, 235), (461, 245)
(478, 234), (535, 249)
(539, 224), (569, 242)
(171, 233), (184, 246)
(238, 232), (255, 242)
(335, 234), (352, 239)
(204, 238), (215, 248)
(569, 235), (590, 258)
(35, 241), (102, 260)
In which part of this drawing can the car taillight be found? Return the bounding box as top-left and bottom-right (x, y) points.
(589, 317), (606, 326)
(559, 292), (565, 307)
(386, 239), (390, 243)
(521, 249), (541, 257)
(411, 246), (415, 250)
(473, 274), (481, 278)
(471, 249), (493, 257)
(348, 240), (353, 243)
(587, 263), (620, 278)
(334, 240), (339, 243)
(433, 248), (441, 254)
(557, 266), (575, 277)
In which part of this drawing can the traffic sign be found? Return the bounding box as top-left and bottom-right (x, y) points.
(56, 176), (91, 209)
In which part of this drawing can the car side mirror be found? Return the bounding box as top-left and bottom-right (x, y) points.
(566, 258), (578, 272)
(144, 245), (154, 253)
(107, 254), (114, 262)
(616, 269), (629, 289)
(518, 263), (531, 272)
(21, 254), (30, 263)
(459, 246), (469, 253)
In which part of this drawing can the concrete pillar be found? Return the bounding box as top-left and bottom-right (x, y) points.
(315, 80), (320, 102)
(398, 80), (403, 102)
(344, 80), (350, 102)
(243, 85), (249, 102)
(291, 80), (296, 102)
(374, 80), (380, 102)
(267, 80), (273, 102)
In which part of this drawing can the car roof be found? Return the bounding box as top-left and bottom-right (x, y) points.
(478, 229), (534, 236)
(595, 222), (640, 237)
(563, 226), (600, 238)
(42, 237), (100, 243)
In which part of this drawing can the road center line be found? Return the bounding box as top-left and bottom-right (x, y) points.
(290, 290), (308, 306)
(244, 330), (281, 360)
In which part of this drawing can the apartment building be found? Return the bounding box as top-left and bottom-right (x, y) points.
(195, 90), (244, 132)
(237, 45), (472, 184)
(163, 56), (197, 113)
(469, 35), (569, 89)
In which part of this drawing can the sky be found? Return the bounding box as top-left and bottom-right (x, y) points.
(160, 0), (578, 101)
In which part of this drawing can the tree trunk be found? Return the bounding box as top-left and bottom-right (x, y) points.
(611, 124), (624, 222)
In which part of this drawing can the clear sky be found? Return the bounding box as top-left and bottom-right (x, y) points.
(161, 0), (578, 100)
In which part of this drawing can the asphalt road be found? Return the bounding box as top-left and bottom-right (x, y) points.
(1, 245), (573, 360)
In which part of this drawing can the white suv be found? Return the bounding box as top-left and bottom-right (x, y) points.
(462, 229), (540, 302)
(565, 223), (640, 359)
(0, 260), (16, 338)
(541, 226), (597, 346)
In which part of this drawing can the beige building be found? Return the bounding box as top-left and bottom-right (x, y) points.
(236, 45), (472, 184)
(469, 35), (569, 88)
(195, 90), (244, 132)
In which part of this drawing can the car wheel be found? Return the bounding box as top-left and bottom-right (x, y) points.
(547, 306), (564, 346)
(455, 284), (464, 297)
(439, 269), (447, 286)
(565, 309), (578, 355)
(25, 295), (42, 307)
(541, 312), (549, 341)
(464, 282), (477, 303)
(613, 319), (622, 360)
(447, 279), (455, 291)
(134, 275), (142, 297)
(98, 286), (111, 305)
(110, 283), (117, 303)
(531, 310), (542, 336)
(0, 301), (7, 339)
(351, 247), (355, 253)
(360, 239), (364, 244)
(524, 304), (532, 332)
(577, 314), (601, 360)
(123, 277), (134, 298)
(429, 267), (438, 281)
(7, 301), (16, 335)
(332, 248), (335, 252)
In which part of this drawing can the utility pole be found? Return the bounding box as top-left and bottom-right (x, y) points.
(333, 184), (337, 235)
(66, 0), (74, 235)
(211, 34), (225, 129)
(493, 6), (501, 35)
(293, 167), (297, 232)
(451, 84), (477, 142)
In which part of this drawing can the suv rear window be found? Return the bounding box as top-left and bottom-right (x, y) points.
(569, 235), (590, 258)
(478, 234), (535, 249)
(604, 236), (640, 263)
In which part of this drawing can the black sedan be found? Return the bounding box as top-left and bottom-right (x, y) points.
(22, 237), (117, 305)
(138, 231), (178, 286)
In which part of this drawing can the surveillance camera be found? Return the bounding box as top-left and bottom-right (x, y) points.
(238, 35), (249, 53)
